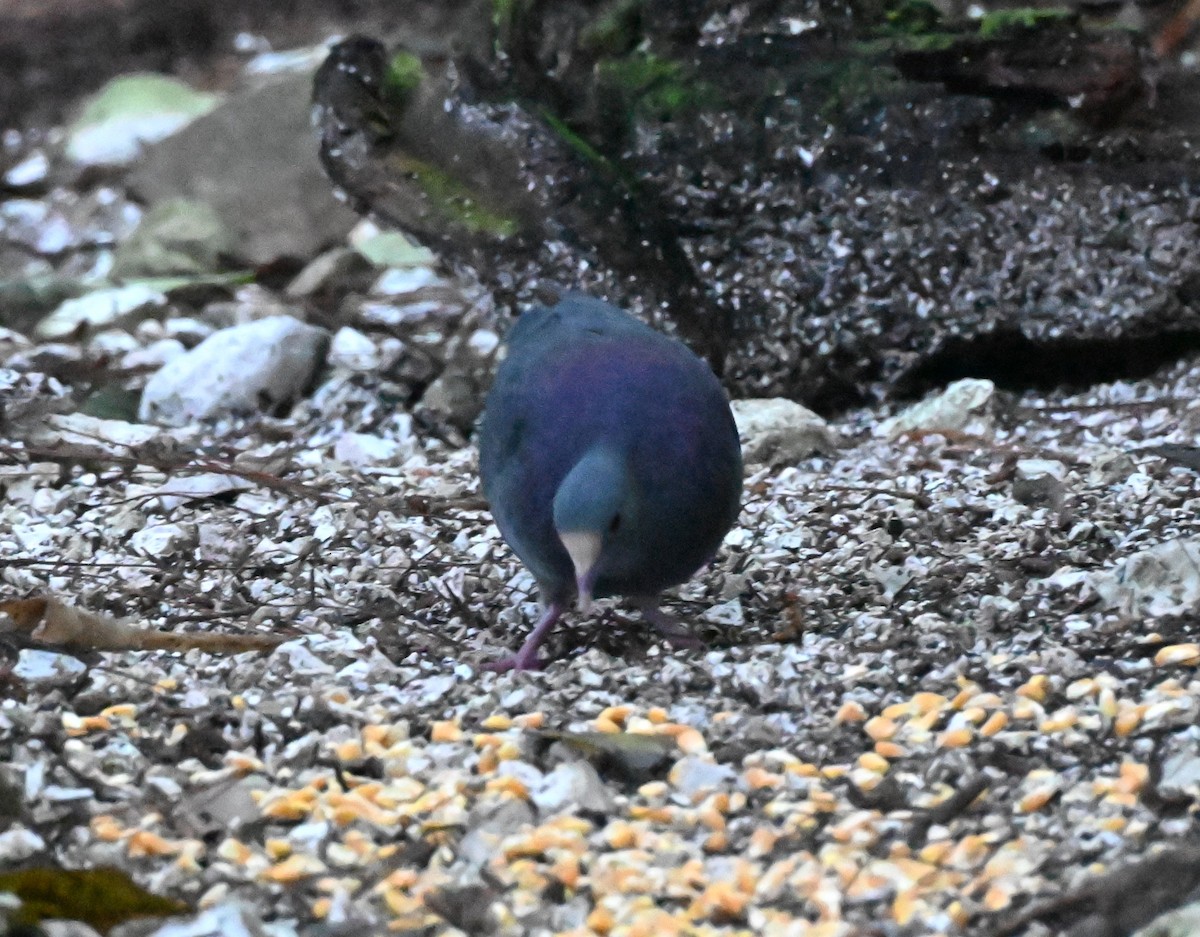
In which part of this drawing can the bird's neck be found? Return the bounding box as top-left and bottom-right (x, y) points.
(552, 445), (634, 535)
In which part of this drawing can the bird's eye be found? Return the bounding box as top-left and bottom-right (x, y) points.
(608, 514), (621, 533)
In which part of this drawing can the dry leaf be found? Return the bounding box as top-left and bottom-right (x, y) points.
(0, 596), (286, 655)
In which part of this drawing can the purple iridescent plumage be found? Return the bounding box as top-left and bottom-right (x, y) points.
(478, 294), (742, 671)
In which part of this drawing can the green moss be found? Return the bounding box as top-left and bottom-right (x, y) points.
(579, 0), (644, 56)
(881, 0), (943, 35)
(803, 54), (904, 119)
(539, 109), (611, 169)
(397, 156), (521, 238)
(383, 51), (425, 106)
(977, 7), (1073, 37)
(598, 52), (714, 121)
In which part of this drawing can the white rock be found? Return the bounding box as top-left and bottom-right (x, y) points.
(1016, 458), (1067, 480)
(36, 283), (166, 340)
(13, 649), (89, 683)
(123, 337), (186, 370)
(139, 315), (329, 426)
(0, 827), (45, 864)
(876, 378), (995, 439)
(4, 150), (48, 188)
(328, 326), (380, 371)
(372, 265), (439, 296)
(531, 761), (614, 815)
(151, 473), (254, 510)
(29, 413), (167, 458)
(702, 598), (745, 626)
(65, 73), (221, 167)
(143, 902), (281, 937)
(164, 316), (216, 345)
(468, 328), (501, 357)
(669, 757), (737, 797)
(333, 432), (408, 467)
(130, 522), (196, 557)
(731, 398), (838, 465)
(1088, 537), (1200, 619)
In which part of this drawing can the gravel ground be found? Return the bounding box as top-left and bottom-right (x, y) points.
(5, 313), (1200, 935)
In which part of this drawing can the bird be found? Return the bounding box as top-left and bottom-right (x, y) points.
(477, 294), (743, 671)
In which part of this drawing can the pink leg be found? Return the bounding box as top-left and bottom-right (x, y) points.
(485, 601), (566, 672)
(632, 599), (706, 651)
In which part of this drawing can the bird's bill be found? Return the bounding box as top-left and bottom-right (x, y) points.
(559, 530), (602, 613)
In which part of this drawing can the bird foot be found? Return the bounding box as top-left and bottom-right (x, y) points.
(483, 649), (546, 673)
(636, 603), (707, 652)
(484, 601), (564, 673)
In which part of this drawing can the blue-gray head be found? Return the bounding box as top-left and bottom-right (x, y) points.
(552, 445), (639, 611)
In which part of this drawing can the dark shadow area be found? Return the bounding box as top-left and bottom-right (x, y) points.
(902, 328), (1200, 395)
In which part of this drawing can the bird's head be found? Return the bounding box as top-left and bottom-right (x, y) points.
(552, 445), (638, 612)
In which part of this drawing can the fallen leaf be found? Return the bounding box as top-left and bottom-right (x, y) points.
(0, 596), (286, 655)
(0, 866), (187, 933)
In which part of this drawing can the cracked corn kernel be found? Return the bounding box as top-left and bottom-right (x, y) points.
(1018, 786), (1057, 812)
(938, 727), (973, 748)
(671, 727), (707, 754)
(875, 741), (906, 758)
(477, 748), (499, 774)
(864, 716), (897, 740)
(225, 752), (265, 774)
(484, 776), (529, 799)
(1155, 643), (1200, 667)
(629, 805), (674, 823)
(218, 838), (253, 863)
(892, 889), (922, 925)
(980, 711), (1008, 736)
(127, 831), (180, 857)
(586, 905), (616, 934)
(62, 713), (110, 735)
(605, 821), (639, 849)
(480, 714), (512, 730)
(551, 854), (581, 890)
(261, 854), (326, 883)
(858, 752), (890, 774)
(914, 691), (950, 714)
(512, 712), (545, 728)
(919, 841), (953, 864)
(882, 701), (913, 720)
(703, 830), (729, 853)
(1098, 687), (1118, 719)
(689, 880), (750, 922)
(264, 838), (291, 860)
(91, 815), (124, 842)
(744, 766), (785, 790)
(1012, 699), (1044, 721)
(748, 827), (778, 857)
(983, 883), (1014, 911)
(599, 705), (633, 725)
(1017, 674), (1050, 701)
(430, 720), (461, 742)
(836, 700), (867, 723)
(1039, 707), (1077, 732)
(850, 768), (884, 791)
(1116, 761), (1149, 794)
(334, 740), (364, 762)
